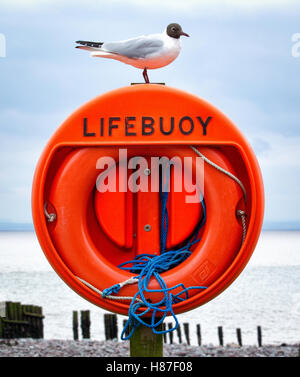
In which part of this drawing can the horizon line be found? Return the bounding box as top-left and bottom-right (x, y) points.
(0, 221), (300, 232)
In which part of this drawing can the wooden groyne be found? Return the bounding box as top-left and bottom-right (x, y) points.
(0, 301), (44, 339)
(0, 302), (266, 346)
(72, 310), (264, 347)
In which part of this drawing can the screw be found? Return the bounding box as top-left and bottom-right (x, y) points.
(144, 168), (151, 176)
(144, 224), (151, 232)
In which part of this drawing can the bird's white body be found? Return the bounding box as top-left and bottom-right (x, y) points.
(81, 30), (182, 70)
(76, 23), (188, 82)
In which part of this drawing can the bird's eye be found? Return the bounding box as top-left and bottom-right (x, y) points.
(172, 27), (176, 32)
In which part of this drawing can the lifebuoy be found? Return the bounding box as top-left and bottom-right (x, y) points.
(32, 84), (264, 317)
(42, 145), (243, 315)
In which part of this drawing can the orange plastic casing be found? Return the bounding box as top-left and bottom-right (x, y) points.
(32, 85), (264, 315)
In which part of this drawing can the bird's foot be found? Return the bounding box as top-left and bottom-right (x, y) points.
(143, 68), (150, 84)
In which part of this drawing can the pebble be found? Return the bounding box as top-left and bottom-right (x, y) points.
(0, 339), (298, 357)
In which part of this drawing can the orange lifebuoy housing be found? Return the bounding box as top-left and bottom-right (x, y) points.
(32, 85), (264, 316)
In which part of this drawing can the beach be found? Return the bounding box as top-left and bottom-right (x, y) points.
(0, 339), (298, 357)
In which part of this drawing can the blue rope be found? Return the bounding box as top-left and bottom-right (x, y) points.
(103, 164), (207, 340)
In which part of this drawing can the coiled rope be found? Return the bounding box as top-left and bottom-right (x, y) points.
(76, 146), (247, 339)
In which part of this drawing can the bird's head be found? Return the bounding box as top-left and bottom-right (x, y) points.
(166, 23), (189, 39)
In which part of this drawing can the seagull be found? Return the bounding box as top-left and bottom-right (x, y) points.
(75, 23), (189, 83)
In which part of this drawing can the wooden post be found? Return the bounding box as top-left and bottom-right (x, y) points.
(22, 304), (44, 339)
(26, 305), (32, 338)
(13, 302), (18, 338)
(111, 314), (118, 339)
(122, 319), (130, 338)
(196, 324), (201, 346)
(123, 319), (127, 334)
(257, 326), (262, 347)
(31, 306), (37, 338)
(8, 302), (16, 338)
(86, 310), (91, 338)
(19, 303), (26, 338)
(183, 323), (190, 345)
(104, 313), (118, 340)
(17, 303), (23, 338)
(168, 323), (173, 344)
(0, 302), (5, 338)
(104, 314), (110, 340)
(29, 306), (34, 338)
(162, 323), (167, 343)
(35, 305), (42, 339)
(73, 311), (79, 340)
(15, 302), (22, 338)
(236, 328), (242, 346)
(80, 310), (91, 339)
(218, 326), (223, 346)
(130, 320), (163, 357)
(6, 302), (12, 338)
(38, 306), (44, 339)
(122, 319), (131, 338)
(176, 324), (182, 344)
(30, 305), (36, 338)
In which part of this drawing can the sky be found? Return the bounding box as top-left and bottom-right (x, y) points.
(0, 0), (300, 228)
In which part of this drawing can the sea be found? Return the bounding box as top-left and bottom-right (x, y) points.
(0, 231), (299, 346)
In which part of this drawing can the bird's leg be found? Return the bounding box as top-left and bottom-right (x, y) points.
(143, 68), (150, 84)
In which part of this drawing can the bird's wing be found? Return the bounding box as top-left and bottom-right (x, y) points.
(102, 35), (164, 59)
(76, 40), (103, 48)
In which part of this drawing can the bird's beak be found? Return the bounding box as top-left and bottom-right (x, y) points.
(181, 31), (190, 37)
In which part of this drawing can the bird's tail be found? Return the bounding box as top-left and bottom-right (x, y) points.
(75, 40), (114, 58)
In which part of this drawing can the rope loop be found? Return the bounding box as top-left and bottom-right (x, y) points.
(44, 202), (56, 222)
(102, 284), (121, 297)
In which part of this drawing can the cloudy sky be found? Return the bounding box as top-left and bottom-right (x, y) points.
(0, 0), (299, 228)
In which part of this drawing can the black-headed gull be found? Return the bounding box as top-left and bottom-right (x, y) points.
(75, 23), (189, 83)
